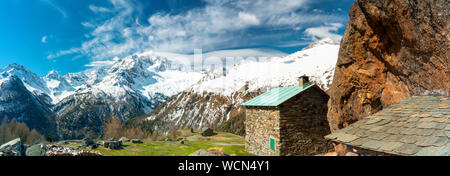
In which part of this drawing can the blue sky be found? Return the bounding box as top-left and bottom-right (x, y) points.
(0, 0), (354, 76)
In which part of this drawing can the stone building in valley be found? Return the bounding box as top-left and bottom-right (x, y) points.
(242, 76), (333, 156)
(325, 96), (450, 156)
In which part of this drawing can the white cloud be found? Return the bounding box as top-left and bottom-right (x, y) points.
(41, 0), (68, 18)
(47, 48), (80, 59)
(304, 23), (344, 42)
(238, 12), (260, 26)
(51, 0), (347, 62)
(41, 36), (48, 43)
(89, 5), (112, 13)
(81, 22), (95, 28)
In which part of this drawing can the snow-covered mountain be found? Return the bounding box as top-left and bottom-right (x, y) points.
(44, 70), (76, 104)
(0, 74), (57, 138)
(144, 38), (340, 135)
(0, 38), (338, 139)
(54, 54), (204, 139)
(0, 54), (204, 139)
(1, 63), (53, 104)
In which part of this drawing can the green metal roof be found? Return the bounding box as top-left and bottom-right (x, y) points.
(241, 84), (315, 107)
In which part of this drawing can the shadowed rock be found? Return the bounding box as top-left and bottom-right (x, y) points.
(327, 0), (449, 133)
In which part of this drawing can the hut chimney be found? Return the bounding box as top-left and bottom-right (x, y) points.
(298, 76), (310, 87)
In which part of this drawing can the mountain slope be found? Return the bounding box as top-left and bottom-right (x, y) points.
(44, 70), (76, 104)
(0, 54), (204, 139)
(143, 38), (340, 135)
(0, 75), (57, 138)
(53, 54), (204, 139)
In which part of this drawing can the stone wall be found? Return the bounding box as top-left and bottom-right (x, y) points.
(245, 107), (280, 156)
(279, 87), (334, 156)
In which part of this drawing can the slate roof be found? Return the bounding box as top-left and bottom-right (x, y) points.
(241, 84), (315, 107)
(325, 96), (450, 156)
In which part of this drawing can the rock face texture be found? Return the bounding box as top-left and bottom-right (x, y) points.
(0, 138), (24, 156)
(328, 0), (449, 132)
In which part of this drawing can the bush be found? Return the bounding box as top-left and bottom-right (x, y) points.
(151, 131), (158, 141)
(167, 125), (180, 139)
(46, 136), (53, 142)
(103, 118), (150, 140)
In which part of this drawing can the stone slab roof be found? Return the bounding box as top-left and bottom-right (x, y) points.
(241, 84), (315, 107)
(325, 96), (450, 156)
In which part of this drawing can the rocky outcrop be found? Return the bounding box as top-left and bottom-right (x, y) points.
(119, 137), (130, 143)
(0, 138), (25, 156)
(200, 128), (214, 137)
(328, 0), (449, 132)
(26, 144), (47, 156)
(103, 140), (122, 150)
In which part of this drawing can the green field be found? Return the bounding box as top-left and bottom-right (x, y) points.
(64, 130), (255, 156)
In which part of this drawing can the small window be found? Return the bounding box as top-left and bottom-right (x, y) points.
(270, 138), (275, 151)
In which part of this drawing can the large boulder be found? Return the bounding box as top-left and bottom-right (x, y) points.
(327, 0), (449, 132)
(103, 141), (122, 150)
(0, 138), (24, 156)
(26, 144), (47, 156)
(200, 127), (214, 137)
(82, 138), (95, 146)
(119, 137), (130, 143)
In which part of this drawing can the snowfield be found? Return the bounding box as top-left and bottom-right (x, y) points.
(191, 38), (339, 95)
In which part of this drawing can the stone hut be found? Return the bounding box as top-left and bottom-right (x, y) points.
(325, 96), (450, 156)
(242, 76), (333, 156)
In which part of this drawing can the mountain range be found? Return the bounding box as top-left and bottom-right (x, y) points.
(0, 38), (339, 139)
(143, 38), (340, 135)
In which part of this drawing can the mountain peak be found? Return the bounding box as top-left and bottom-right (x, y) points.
(8, 62), (23, 67)
(45, 70), (62, 80)
(5, 63), (27, 71)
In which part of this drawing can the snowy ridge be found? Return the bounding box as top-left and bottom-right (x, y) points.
(0, 63), (51, 97)
(75, 54), (204, 112)
(64, 72), (89, 89)
(0, 54), (204, 106)
(191, 37), (339, 95)
(44, 70), (76, 104)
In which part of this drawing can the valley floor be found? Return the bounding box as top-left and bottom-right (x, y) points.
(61, 130), (254, 156)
